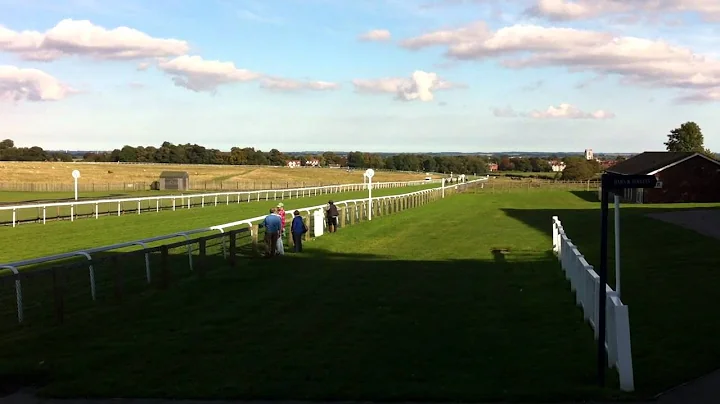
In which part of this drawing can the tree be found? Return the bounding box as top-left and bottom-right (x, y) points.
(561, 157), (597, 181)
(664, 122), (711, 155)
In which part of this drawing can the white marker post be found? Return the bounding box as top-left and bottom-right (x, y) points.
(365, 168), (375, 221)
(614, 193), (621, 298)
(71, 170), (81, 201)
(442, 178), (446, 198)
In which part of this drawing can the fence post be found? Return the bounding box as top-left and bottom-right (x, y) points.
(350, 205), (356, 225)
(303, 216), (310, 241)
(52, 267), (65, 325)
(339, 207), (346, 228)
(160, 245), (170, 289)
(198, 238), (207, 277)
(229, 232), (237, 265)
(251, 225), (259, 255)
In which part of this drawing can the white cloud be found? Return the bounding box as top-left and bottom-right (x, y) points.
(358, 29), (392, 42)
(0, 65), (74, 102)
(0, 19), (189, 61)
(155, 55), (340, 94)
(352, 70), (464, 102)
(526, 0), (720, 21)
(529, 103), (615, 119)
(493, 103), (614, 119)
(156, 55), (262, 92)
(260, 77), (340, 91)
(400, 22), (720, 102)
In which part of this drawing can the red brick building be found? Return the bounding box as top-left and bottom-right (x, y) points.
(606, 152), (720, 203)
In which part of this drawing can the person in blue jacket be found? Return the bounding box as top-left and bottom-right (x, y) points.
(290, 210), (307, 252)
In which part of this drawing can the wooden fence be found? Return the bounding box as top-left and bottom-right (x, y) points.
(0, 180), (484, 330)
(471, 179), (600, 193)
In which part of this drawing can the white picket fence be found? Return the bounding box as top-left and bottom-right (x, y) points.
(0, 178), (487, 324)
(551, 216), (634, 392)
(0, 179), (441, 227)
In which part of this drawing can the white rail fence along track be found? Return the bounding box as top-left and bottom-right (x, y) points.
(552, 216), (634, 392)
(0, 179), (442, 227)
(0, 178), (488, 327)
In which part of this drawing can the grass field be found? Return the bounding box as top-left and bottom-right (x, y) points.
(1, 190), (718, 401)
(0, 184), (435, 263)
(0, 162), (429, 189)
(0, 183), (400, 224)
(0, 190), (180, 204)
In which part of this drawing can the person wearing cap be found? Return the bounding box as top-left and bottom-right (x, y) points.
(326, 200), (339, 233)
(290, 210), (307, 252)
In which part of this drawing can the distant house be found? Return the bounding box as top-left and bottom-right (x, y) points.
(598, 160), (617, 170)
(305, 159), (320, 167)
(550, 161), (566, 172)
(487, 163), (498, 172)
(287, 160), (301, 168)
(605, 151), (720, 204)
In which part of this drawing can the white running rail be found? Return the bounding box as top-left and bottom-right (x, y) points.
(0, 178), (488, 324)
(552, 216), (634, 392)
(0, 179), (442, 227)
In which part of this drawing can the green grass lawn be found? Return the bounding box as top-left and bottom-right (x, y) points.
(0, 184), (434, 263)
(0, 191), (606, 402)
(0, 190), (718, 401)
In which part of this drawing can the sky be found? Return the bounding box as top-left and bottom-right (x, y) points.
(1, 0), (719, 153)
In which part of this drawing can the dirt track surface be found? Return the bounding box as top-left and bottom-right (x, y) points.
(647, 209), (720, 240)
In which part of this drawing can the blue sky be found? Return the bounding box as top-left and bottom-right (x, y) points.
(1, 0), (719, 153)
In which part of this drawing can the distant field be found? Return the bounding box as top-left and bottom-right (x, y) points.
(492, 171), (557, 178)
(0, 162), (430, 192)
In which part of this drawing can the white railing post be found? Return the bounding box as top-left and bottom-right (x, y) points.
(70, 205), (75, 221)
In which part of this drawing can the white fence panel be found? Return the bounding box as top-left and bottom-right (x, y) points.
(552, 216), (634, 392)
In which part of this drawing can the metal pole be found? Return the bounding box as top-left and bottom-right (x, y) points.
(368, 177), (373, 221)
(614, 194), (621, 298)
(598, 175), (609, 387)
(74, 178), (78, 201)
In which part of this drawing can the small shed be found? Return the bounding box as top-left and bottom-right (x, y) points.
(605, 152), (720, 204)
(158, 171), (190, 191)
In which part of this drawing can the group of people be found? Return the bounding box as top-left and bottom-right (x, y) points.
(261, 200), (340, 257)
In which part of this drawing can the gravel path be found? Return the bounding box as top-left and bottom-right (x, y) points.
(647, 209), (720, 240)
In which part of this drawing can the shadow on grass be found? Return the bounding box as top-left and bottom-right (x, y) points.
(0, 244), (627, 403)
(501, 204), (720, 399)
(570, 191), (600, 203)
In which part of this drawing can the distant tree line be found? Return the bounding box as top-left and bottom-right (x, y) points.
(79, 142), (493, 174)
(0, 139), (73, 162)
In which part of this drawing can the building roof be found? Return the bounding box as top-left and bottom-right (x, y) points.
(159, 171), (189, 178)
(605, 152), (702, 175)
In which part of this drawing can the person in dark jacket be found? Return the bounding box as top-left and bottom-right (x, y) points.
(326, 200), (339, 233)
(290, 210), (307, 252)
